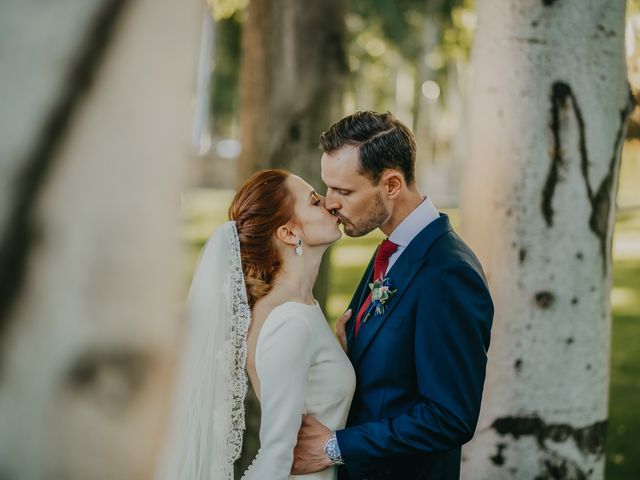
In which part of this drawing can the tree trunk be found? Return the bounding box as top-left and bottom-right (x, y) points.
(0, 0), (202, 478)
(235, 1), (347, 475)
(238, 0), (348, 311)
(460, 1), (634, 478)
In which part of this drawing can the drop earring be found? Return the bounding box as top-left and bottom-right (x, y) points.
(295, 239), (303, 256)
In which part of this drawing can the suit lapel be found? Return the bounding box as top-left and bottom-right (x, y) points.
(350, 214), (453, 368)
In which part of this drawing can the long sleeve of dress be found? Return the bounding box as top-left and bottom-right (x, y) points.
(241, 309), (314, 480)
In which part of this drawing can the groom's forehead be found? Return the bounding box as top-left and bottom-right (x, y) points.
(321, 147), (361, 181)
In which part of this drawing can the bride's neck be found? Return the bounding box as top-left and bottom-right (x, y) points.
(270, 247), (325, 304)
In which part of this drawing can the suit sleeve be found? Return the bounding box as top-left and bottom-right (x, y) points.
(241, 311), (314, 480)
(336, 261), (493, 472)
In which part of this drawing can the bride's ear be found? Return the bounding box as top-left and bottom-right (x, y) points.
(276, 224), (299, 246)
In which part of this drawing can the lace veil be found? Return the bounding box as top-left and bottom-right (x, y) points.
(156, 221), (251, 480)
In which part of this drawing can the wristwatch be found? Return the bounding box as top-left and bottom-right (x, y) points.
(324, 433), (344, 465)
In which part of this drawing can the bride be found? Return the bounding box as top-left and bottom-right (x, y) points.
(157, 169), (356, 480)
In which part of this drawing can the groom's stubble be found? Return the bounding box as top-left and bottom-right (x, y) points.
(341, 191), (389, 238)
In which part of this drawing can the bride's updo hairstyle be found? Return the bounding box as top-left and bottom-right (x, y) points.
(228, 169), (295, 308)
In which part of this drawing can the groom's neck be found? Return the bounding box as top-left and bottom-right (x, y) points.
(380, 190), (427, 237)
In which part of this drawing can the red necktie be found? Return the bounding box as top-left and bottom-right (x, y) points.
(355, 239), (399, 336)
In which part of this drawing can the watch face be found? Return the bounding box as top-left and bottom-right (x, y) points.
(325, 436), (341, 462)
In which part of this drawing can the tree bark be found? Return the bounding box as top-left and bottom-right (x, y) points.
(0, 0), (202, 478)
(460, 1), (634, 478)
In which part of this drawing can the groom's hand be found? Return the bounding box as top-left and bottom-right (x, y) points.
(291, 415), (332, 474)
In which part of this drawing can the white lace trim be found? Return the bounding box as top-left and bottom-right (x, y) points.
(225, 221), (251, 463)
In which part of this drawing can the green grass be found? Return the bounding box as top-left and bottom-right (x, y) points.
(183, 190), (639, 479)
(606, 209), (640, 479)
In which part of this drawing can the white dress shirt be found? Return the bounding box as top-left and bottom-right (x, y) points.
(386, 196), (440, 273)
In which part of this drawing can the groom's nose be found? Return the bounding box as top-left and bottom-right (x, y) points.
(325, 191), (340, 213)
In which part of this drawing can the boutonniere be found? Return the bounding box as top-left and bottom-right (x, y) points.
(362, 276), (397, 324)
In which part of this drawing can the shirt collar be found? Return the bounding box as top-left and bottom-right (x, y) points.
(388, 196), (440, 247)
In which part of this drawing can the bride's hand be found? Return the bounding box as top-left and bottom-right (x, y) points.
(335, 309), (352, 353)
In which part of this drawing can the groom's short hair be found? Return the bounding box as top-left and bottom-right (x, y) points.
(319, 111), (416, 186)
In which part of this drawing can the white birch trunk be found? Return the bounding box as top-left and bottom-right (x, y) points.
(460, 1), (633, 478)
(0, 0), (202, 478)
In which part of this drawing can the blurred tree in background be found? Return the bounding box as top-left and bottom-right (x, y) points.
(204, 0), (478, 205)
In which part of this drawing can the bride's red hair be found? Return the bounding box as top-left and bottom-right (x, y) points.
(228, 169), (295, 308)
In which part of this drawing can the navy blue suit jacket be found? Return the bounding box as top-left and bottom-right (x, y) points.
(336, 214), (493, 480)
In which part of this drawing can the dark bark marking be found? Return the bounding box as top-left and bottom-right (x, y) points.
(289, 123), (301, 141)
(514, 358), (523, 373)
(514, 37), (548, 45)
(490, 443), (508, 466)
(0, 1), (131, 370)
(576, 251), (583, 260)
(519, 248), (527, 264)
(66, 348), (149, 409)
(534, 458), (587, 480)
(571, 297), (578, 305)
(491, 416), (607, 457)
(588, 93), (636, 268)
(565, 337), (574, 345)
(534, 291), (555, 309)
(596, 24), (617, 38)
(586, 363), (592, 370)
(541, 82), (635, 273)
(542, 0), (559, 6)
(541, 83), (566, 228)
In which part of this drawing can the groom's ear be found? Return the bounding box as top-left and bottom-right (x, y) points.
(276, 224), (298, 246)
(382, 171), (404, 199)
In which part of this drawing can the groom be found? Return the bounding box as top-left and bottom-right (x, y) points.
(291, 111), (493, 479)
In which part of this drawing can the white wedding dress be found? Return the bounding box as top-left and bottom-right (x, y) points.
(241, 301), (356, 480)
(156, 222), (354, 480)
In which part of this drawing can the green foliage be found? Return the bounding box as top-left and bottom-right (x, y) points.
(208, 0), (248, 21)
(349, 0), (471, 61)
(344, 0), (475, 113)
(210, 15), (242, 135)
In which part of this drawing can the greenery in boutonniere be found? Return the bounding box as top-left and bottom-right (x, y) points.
(362, 276), (397, 324)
